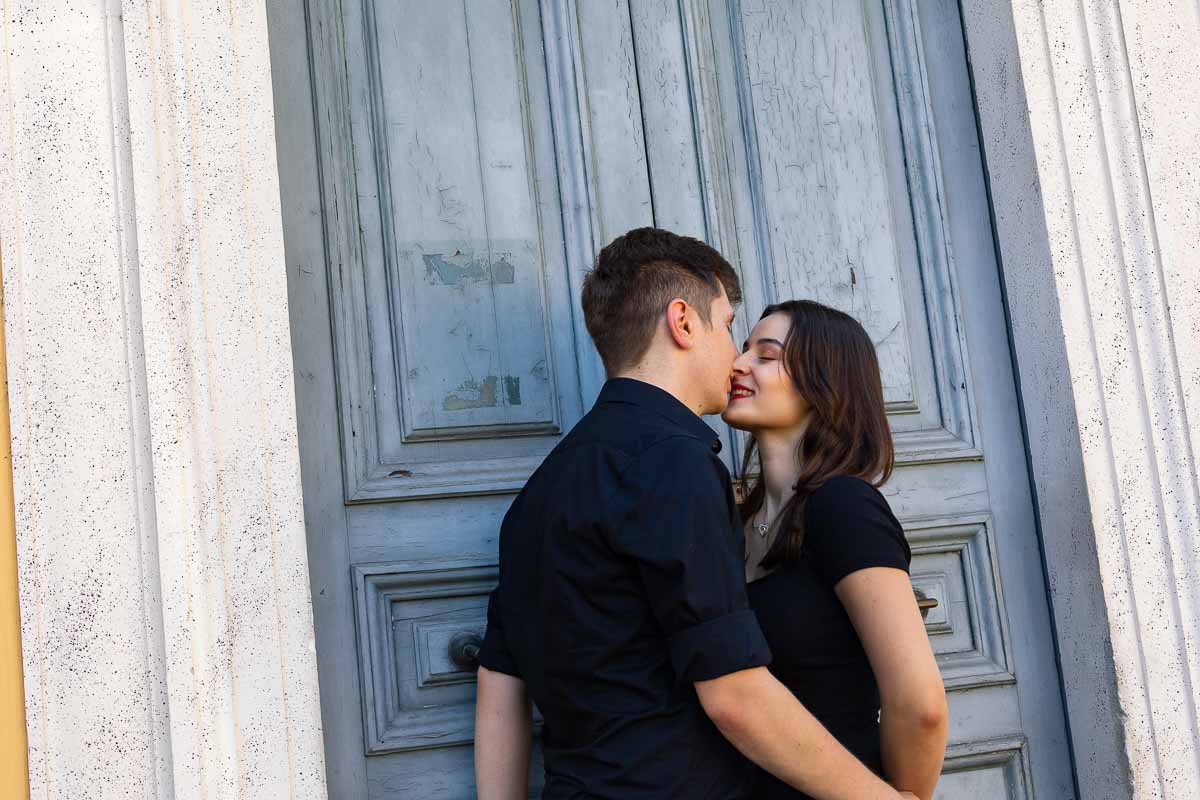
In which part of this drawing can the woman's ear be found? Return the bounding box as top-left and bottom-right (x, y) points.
(665, 298), (695, 350)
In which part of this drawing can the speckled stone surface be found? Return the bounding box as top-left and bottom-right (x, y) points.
(3, 0), (1197, 798)
(0, 2), (327, 798)
(965, 1), (1200, 798)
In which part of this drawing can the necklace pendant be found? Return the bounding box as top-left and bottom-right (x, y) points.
(756, 522), (769, 538)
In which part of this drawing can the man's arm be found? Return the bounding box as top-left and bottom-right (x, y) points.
(696, 667), (910, 800)
(614, 443), (910, 799)
(474, 666), (532, 800)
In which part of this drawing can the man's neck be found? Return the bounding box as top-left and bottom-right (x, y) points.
(613, 365), (706, 416)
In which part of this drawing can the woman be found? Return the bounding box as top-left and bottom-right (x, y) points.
(722, 300), (948, 800)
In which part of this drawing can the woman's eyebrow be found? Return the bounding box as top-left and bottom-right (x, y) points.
(754, 337), (785, 348)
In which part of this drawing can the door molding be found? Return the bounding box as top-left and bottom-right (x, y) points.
(703, 0), (980, 466)
(307, 0), (645, 505)
(907, 514), (1015, 690)
(353, 561), (497, 755)
(940, 737), (1033, 800)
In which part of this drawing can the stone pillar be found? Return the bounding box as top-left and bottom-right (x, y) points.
(0, 2), (327, 798)
(962, 1), (1200, 797)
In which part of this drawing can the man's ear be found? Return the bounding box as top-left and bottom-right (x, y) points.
(665, 298), (695, 350)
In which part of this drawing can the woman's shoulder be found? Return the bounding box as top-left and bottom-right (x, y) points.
(807, 475), (893, 519)
(803, 475), (910, 575)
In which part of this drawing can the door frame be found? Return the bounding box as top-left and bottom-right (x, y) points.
(263, 0), (1121, 797)
(267, 1), (372, 795)
(956, 1), (1137, 797)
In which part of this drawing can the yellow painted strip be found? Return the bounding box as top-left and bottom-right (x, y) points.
(0, 253), (31, 799)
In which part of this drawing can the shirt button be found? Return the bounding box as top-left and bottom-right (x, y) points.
(711, 439), (722, 454)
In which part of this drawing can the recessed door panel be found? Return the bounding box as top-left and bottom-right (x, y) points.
(735, 1), (916, 408)
(334, 0), (591, 504)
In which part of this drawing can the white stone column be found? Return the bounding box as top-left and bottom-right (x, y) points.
(963, 1), (1200, 797)
(0, 2), (327, 798)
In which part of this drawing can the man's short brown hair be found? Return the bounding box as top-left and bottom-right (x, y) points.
(581, 227), (742, 375)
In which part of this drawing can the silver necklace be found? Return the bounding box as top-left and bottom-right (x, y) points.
(755, 505), (773, 538)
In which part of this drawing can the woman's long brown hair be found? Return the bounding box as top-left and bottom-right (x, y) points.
(739, 300), (895, 568)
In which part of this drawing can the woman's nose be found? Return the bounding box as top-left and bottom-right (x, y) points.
(730, 352), (750, 373)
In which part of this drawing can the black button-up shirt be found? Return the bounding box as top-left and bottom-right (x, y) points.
(480, 378), (771, 799)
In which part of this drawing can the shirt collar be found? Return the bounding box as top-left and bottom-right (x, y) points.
(596, 378), (723, 454)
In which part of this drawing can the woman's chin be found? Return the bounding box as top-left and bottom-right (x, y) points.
(721, 408), (754, 430)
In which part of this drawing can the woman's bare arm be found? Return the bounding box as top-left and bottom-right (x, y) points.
(836, 567), (948, 800)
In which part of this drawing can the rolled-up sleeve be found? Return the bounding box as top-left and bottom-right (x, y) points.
(478, 587), (521, 677)
(609, 437), (771, 683)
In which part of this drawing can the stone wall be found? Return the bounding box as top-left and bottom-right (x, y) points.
(0, 2), (327, 798)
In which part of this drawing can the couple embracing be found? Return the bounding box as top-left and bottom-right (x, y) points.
(475, 228), (948, 799)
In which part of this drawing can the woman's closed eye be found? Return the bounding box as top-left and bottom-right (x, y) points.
(756, 348), (780, 362)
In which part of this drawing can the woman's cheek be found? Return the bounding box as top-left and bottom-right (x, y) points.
(761, 366), (784, 394)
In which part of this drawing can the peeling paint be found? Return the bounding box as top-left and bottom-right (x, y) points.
(422, 249), (516, 286)
(442, 375), (523, 411)
(423, 252), (486, 285)
(491, 254), (515, 284)
(444, 376), (499, 410)
(504, 376), (521, 406)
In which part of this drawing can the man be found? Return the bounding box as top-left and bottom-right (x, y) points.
(475, 228), (913, 799)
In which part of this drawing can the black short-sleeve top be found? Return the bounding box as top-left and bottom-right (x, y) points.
(746, 476), (911, 800)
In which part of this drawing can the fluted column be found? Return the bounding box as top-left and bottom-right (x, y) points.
(0, 2), (327, 798)
(964, 1), (1200, 797)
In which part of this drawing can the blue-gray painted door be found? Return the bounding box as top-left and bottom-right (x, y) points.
(283, 0), (1076, 797)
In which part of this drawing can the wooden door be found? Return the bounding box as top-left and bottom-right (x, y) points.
(279, 0), (1076, 797)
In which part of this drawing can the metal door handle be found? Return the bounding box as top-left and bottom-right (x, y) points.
(914, 588), (939, 620)
(448, 632), (483, 671)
